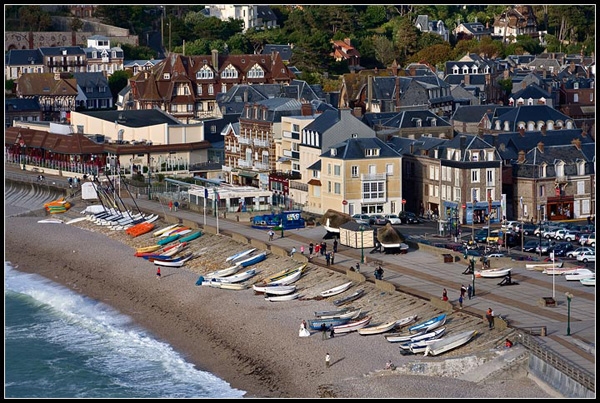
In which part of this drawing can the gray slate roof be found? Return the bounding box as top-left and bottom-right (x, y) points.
(322, 137), (401, 160)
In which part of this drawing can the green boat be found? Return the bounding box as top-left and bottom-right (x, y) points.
(157, 233), (181, 246)
(179, 230), (202, 243)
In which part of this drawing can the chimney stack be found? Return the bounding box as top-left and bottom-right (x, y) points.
(460, 135), (466, 151)
(519, 127), (525, 137)
(541, 124), (546, 135)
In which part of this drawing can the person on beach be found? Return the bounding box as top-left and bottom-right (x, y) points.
(505, 338), (513, 348)
(458, 294), (463, 309)
(168, 200), (173, 211)
(325, 252), (331, 266)
(299, 320), (310, 337)
(385, 360), (396, 370)
(300, 245), (305, 255)
(156, 267), (161, 279)
(325, 353), (330, 368)
(315, 243), (321, 256)
(330, 251), (335, 265)
(329, 326), (335, 339)
(355, 262), (360, 273)
(442, 288), (448, 301)
(320, 323), (327, 340)
(309, 242), (314, 255)
(174, 201), (179, 211)
(268, 230), (274, 241)
(486, 308), (495, 329)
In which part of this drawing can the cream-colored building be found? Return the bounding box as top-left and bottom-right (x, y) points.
(307, 137), (403, 216)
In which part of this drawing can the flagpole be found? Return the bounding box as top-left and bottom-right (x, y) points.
(551, 251), (555, 299)
(215, 189), (219, 235)
(203, 195), (206, 225)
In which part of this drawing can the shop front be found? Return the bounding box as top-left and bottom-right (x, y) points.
(464, 201), (502, 225)
(546, 196), (574, 221)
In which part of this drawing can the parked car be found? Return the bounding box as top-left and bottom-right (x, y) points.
(369, 214), (387, 225)
(566, 246), (595, 259)
(383, 214), (402, 225)
(486, 230), (502, 244)
(554, 229), (580, 242)
(485, 252), (505, 258)
(501, 221), (520, 231)
(579, 233), (592, 246)
(522, 240), (540, 253)
(542, 227), (560, 239)
(548, 242), (574, 257)
(535, 240), (552, 255)
(577, 250), (596, 263)
(399, 211), (421, 224)
(585, 232), (595, 247)
(520, 223), (537, 236)
(352, 214), (370, 225)
(474, 229), (489, 243)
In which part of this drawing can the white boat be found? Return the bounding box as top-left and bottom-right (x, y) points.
(424, 330), (477, 356)
(526, 261), (564, 270)
(152, 223), (180, 237)
(408, 338), (443, 354)
(394, 314), (418, 328)
(380, 242), (410, 253)
(252, 284), (296, 295)
(315, 308), (362, 321)
(38, 218), (63, 224)
(564, 269), (595, 281)
(235, 251), (268, 268)
(319, 281), (353, 298)
(543, 267), (583, 275)
(323, 218), (340, 234)
(332, 316), (371, 334)
(357, 320), (398, 336)
(400, 328), (447, 352)
(210, 269), (257, 284)
(153, 252), (196, 268)
(314, 307), (352, 318)
(265, 292), (300, 302)
(475, 267), (512, 278)
(385, 330), (426, 343)
(204, 265), (240, 280)
(580, 277), (595, 286)
(408, 327), (446, 343)
(408, 313), (446, 333)
(208, 282), (248, 291)
(263, 265), (304, 286)
(65, 216), (88, 225)
(225, 247), (257, 263)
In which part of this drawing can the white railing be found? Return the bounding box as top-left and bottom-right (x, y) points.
(361, 173), (386, 181)
(238, 159), (252, 168)
(238, 137), (251, 145)
(254, 162), (270, 170)
(253, 138), (269, 147)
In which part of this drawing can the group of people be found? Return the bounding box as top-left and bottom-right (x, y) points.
(374, 266), (384, 280)
(441, 284), (473, 308)
(168, 200), (180, 211)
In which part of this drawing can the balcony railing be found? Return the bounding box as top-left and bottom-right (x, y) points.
(361, 173), (386, 181)
(253, 138), (269, 148)
(238, 137), (251, 145)
(238, 159), (252, 168)
(254, 161), (270, 170)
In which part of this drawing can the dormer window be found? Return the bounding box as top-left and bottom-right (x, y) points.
(471, 151), (478, 162)
(196, 66), (214, 79)
(221, 64), (238, 79)
(248, 64), (264, 78)
(163, 73), (170, 80)
(330, 148), (337, 157)
(365, 148), (380, 157)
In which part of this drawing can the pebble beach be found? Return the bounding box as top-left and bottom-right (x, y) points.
(5, 190), (558, 398)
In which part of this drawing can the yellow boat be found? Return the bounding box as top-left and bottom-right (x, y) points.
(135, 244), (162, 254)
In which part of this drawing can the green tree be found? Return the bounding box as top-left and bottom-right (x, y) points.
(361, 6), (388, 29)
(108, 70), (132, 102)
(371, 35), (397, 67)
(121, 44), (157, 60)
(70, 17), (84, 32)
(392, 16), (419, 61)
(18, 6), (52, 31)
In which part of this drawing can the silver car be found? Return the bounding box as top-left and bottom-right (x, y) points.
(383, 214), (402, 225)
(352, 214), (370, 225)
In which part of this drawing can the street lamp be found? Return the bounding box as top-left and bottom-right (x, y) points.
(565, 292), (573, 336)
(471, 270), (476, 297)
(148, 157), (154, 200)
(359, 224), (365, 264)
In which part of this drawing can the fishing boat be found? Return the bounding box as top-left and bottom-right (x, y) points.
(424, 330), (477, 356)
(564, 269), (595, 281)
(332, 316), (371, 334)
(235, 251), (267, 268)
(225, 248), (257, 263)
(203, 265), (240, 280)
(319, 281), (353, 298)
(394, 314), (418, 328)
(259, 264), (306, 286)
(208, 269), (257, 284)
(323, 218), (340, 235)
(160, 226), (190, 237)
(314, 308), (362, 321)
(399, 327), (446, 352)
(252, 284), (296, 295)
(153, 252), (197, 268)
(307, 317), (351, 331)
(407, 313), (446, 334)
(407, 338), (443, 354)
(264, 292), (300, 302)
(385, 329), (426, 343)
(333, 289), (365, 306)
(580, 277), (595, 286)
(178, 230), (202, 243)
(357, 320), (398, 336)
(135, 244), (162, 254)
(474, 267), (512, 278)
(152, 223), (180, 237)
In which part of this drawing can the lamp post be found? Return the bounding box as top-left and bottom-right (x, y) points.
(487, 196), (492, 248)
(148, 157), (154, 200)
(565, 292), (573, 336)
(359, 225), (365, 264)
(538, 220), (543, 258)
(471, 269), (476, 297)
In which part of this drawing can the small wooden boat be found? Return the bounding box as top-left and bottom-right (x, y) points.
(153, 252), (196, 268)
(252, 284), (296, 295)
(38, 218), (63, 224)
(385, 330), (426, 343)
(580, 277), (595, 286)
(225, 248), (257, 263)
(526, 260), (564, 270)
(262, 265), (305, 286)
(307, 317), (351, 331)
(208, 281), (248, 291)
(475, 267), (512, 278)
(203, 265), (240, 280)
(333, 289), (365, 306)
(315, 308), (362, 321)
(65, 216), (88, 225)
(178, 230), (202, 243)
(152, 223), (180, 237)
(265, 292), (300, 302)
(408, 313), (446, 334)
(314, 307), (351, 318)
(400, 328), (446, 352)
(357, 320), (398, 336)
(135, 244), (162, 254)
(424, 329), (477, 356)
(209, 269), (257, 284)
(564, 269), (595, 281)
(320, 281), (353, 298)
(407, 338), (443, 354)
(332, 316), (371, 334)
(323, 218), (340, 234)
(394, 314), (418, 328)
(236, 251), (268, 268)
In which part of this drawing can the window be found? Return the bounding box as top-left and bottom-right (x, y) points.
(539, 185), (545, 197)
(577, 181), (585, 195)
(221, 65), (238, 79)
(471, 151), (478, 161)
(327, 163), (331, 175)
(486, 169), (494, 185)
(434, 185), (439, 197)
(472, 188), (479, 202)
(555, 161), (565, 177)
(334, 165), (341, 176)
(362, 181), (385, 200)
(369, 165), (376, 174)
(197, 67), (214, 79)
(334, 183), (341, 194)
(365, 148), (380, 157)
(248, 64), (264, 78)
(163, 73), (170, 80)
(577, 161), (586, 175)
(471, 169), (479, 183)
(429, 165), (435, 180)
(197, 86), (202, 96)
(386, 164), (393, 175)
(208, 85), (214, 95)
(351, 166), (358, 177)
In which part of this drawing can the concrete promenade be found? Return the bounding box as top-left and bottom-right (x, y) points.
(5, 165), (595, 389)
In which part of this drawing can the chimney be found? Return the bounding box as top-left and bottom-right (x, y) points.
(344, 38), (351, 46)
(517, 150), (525, 163)
(537, 142), (544, 153)
(211, 49), (219, 71)
(410, 143), (414, 154)
(464, 74), (470, 85)
(519, 127), (525, 137)
(571, 138), (582, 150)
(353, 107), (362, 118)
(301, 102), (312, 116)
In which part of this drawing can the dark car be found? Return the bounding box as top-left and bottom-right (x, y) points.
(548, 242), (575, 257)
(522, 240), (540, 252)
(474, 229), (489, 243)
(520, 223), (537, 236)
(399, 211), (421, 224)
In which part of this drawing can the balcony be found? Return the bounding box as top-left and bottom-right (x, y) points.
(361, 173), (386, 181)
(253, 138), (269, 148)
(238, 159), (252, 168)
(282, 130), (300, 140)
(238, 137), (251, 145)
(254, 161), (270, 171)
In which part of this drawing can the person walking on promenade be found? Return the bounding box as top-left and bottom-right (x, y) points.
(355, 262), (360, 273)
(486, 308), (495, 329)
(268, 230), (274, 241)
(300, 245), (305, 255)
(315, 243), (321, 256)
(321, 242), (327, 256)
(174, 201), (179, 211)
(325, 353), (331, 368)
(330, 251), (335, 265)
(329, 326), (335, 338)
(325, 251), (331, 266)
(442, 288), (448, 301)
(467, 284), (473, 300)
(320, 323), (327, 340)
(168, 200), (173, 211)
(460, 285), (467, 299)
(458, 294), (463, 309)
(333, 238), (338, 253)
(309, 242), (314, 255)
(290, 247), (296, 257)
(156, 267), (161, 280)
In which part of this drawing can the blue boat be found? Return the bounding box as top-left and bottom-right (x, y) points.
(251, 210), (305, 230)
(407, 313), (447, 334)
(236, 251), (267, 268)
(307, 317), (351, 331)
(179, 230), (202, 243)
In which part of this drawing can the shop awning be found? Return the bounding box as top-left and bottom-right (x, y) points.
(239, 172), (257, 178)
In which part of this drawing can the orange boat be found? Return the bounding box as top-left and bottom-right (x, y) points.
(127, 222), (155, 237)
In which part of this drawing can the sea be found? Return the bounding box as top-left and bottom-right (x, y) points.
(4, 261), (246, 399)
